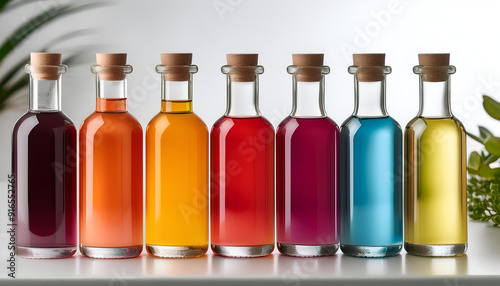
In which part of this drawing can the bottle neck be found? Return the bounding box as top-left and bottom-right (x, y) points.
(96, 78), (127, 112)
(161, 79), (193, 113)
(225, 77), (260, 117)
(291, 78), (326, 117)
(418, 77), (452, 118)
(29, 76), (61, 112)
(353, 79), (388, 117)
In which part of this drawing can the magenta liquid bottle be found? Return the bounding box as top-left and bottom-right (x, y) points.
(277, 54), (339, 257)
(12, 53), (77, 259)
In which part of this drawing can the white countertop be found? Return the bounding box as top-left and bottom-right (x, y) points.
(1, 180), (499, 285)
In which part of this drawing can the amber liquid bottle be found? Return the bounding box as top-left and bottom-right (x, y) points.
(146, 53), (209, 258)
(12, 53), (77, 259)
(404, 54), (467, 257)
(80, 53), (143, 258)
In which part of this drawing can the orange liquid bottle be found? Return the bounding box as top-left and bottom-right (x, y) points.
(80, 53), (143, 258)
(145, 53), (208, 258)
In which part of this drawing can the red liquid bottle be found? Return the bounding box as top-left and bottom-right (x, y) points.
(12, 53), (77, 258)
(277, 54), (340, 257)
(211, 54), (275, 257)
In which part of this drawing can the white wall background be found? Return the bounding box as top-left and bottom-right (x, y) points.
(1, 0), (499, 176)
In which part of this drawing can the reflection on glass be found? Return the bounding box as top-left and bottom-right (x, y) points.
(404, 254), (468, 275)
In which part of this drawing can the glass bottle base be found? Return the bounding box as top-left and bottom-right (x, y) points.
(277, 243), (338, 257)
(80, 245), (142, 259)
(404, 242), (467, 257)
(211, 244), (274, 258)
(340, 244), (402, 258)
(16, 246), (77, 259)
(146, 244), (208, 258)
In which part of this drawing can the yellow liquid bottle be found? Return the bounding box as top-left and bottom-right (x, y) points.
(145, 54), (208, 258)
(404, 54), (467, 257)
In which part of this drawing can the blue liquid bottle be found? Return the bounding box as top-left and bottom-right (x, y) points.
(340, 54), (402, 257)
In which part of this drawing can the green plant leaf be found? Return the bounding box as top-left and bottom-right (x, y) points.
(0, 55), (29, 90)
(483, 95), (500, 121)
(0, 0), (10, 12)
(478, 165), (500, 179)
(479, 126), (494, 140)
(0, 76), (28, 104)
(0, 3), (101, 62)
(467, 132), (485, 144)
(485, 136), (500, 156)
(0, 0), (45, 13)
(467, 167), (479, 175)
(484, 153), (500, 165)
(468, 151), (483, 171)
(0, 48), (92, 111)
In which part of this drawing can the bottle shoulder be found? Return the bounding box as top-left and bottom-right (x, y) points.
(405, 117), (466, 135)
(14, 111), (75, 127)
(211, 116), (274, 134)
(80, 111), (143, 134)
(13, 111), (75, 132)
(341, 116), (401, 131)
(406, 116), (464, 128)
(147, 112), (208, 133)
(277, 116), (339, 132)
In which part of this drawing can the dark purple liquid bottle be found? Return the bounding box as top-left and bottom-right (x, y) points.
(12, 111), (77, 257)
(277, 117), (340, 248)
(12, 54), (77, 258)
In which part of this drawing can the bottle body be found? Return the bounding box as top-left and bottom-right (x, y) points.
(340, 116), (403, 257)
(276, 117), (340, 256)
(13, 111), (77, 258)
(145, 100), (209, 258)
(210, 116), (275, 257)
(79, 98), (143, 258)
(404, 117), (467, 255)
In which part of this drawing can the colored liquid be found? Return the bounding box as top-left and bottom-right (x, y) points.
(276, 117), (339, 245)
(80, 98), (143, 250)
(12, 111), (77, 248)
(210, 116), (275, 247)
(405, 117), (467, 244)
(146, 100), (209, 248)
(340, 116), (403, 246)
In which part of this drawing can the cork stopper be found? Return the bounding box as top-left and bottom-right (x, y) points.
(353, 54), (385, 67)
(292, 54), (324, 82)
(418, 54), (450, 66)
(226, 54), (258, 82)
(96, 53), (128, 81)
(353, 54), (385, 82)
(418, 53), (450, 82)
(30, 52), (62, 80)
(160, 53), (192, 81)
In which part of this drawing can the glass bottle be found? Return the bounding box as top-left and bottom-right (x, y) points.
(12, 53), (77, 258)
(146, 53), (208, 258)
(80, 53), (143, 259)
(276, 54), (339, 257)
(340, 54), (403, 257)
(404, 53), (467, 257)
(211, 54), (275, 257)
